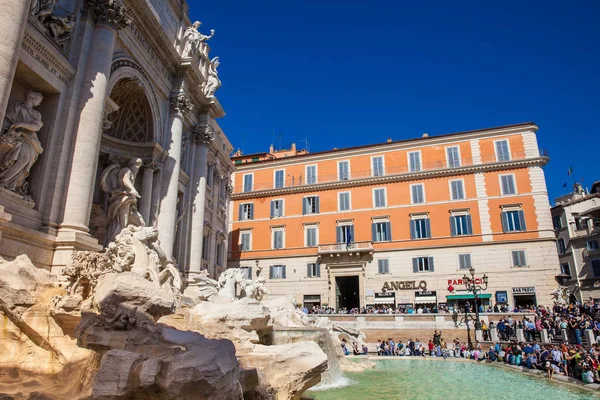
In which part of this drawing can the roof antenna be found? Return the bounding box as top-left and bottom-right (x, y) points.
(302, 133), (310, 152)
(278, 132), (283, 151)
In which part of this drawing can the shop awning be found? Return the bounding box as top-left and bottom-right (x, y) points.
(414, 296), (437, 303)
(446, 293), (492, 300)
(374, 297), (395, 304)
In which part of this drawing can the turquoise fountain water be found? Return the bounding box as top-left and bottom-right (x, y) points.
(306, 359), (598, 400)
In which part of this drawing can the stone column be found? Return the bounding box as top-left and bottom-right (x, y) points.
(516, 329), (525, 342)
(188, 125), (214, 275)
(584, 329), (596, 345)
(139, 162), (156, 223)
(561, 329), (569, 344)
(540, 329), (550, 344)
(157, 94), (192, 259)
(0, 0), (32, 124)
(489, 328), (499, 342)
(60, 1), (130, 232)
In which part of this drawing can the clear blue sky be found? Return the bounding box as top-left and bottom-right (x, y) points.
(188, 0), (599, 202)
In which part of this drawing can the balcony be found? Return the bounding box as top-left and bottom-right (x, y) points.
(318, 241), (374, 258)
(234, 151), (538, 194)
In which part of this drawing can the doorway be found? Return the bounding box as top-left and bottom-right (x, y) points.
(513, 294), (537, 309)
(335, 275), (359, 310)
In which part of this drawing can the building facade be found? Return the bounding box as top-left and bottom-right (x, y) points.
(0, 0), (233, 293)
(551, 182), (600, 301)
(228, 123), (561, 309)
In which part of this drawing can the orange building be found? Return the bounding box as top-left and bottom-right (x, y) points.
(228, 123), (560, 310)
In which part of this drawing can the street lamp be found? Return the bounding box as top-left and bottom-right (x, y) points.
(461, 268), (488, 346)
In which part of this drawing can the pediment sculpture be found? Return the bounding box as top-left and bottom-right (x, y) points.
(181, 21), (214, 58)
(0, 91), (44, 200)
(30, 0), (75, 53)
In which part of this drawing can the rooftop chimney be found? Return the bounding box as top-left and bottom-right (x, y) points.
(422, 133), (429, 138)
(386, 138), (392, 143)
(269, 144), (274, 154)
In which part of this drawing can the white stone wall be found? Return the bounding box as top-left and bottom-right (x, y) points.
(256, 240), (560, 307)
(474, 172), (492, 241)
(528, 166), (555, 238)
(521, 130), (541, 158)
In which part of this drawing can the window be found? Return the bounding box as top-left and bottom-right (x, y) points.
(593, 260), (600, 278)
(458, 254), (472, 270)
(557, 238), (567, 254)
(373, 188), (387, 208)
(251, 157), (259, 162)
(307, 263), (320, 277)
(306, 165), (317, 184)
(408, 151), (421, 172)
(336, 224), (354, 244)
(450, 214), (473, 236)
(560, 263), (571, 277)
(574, 217), (585, 231)
(240, 267), (252, 279)
(274, 169), (285, 189)
(239, 203), (254, 221)
(587, 240), (599, 251)
(338, 192), (351, 211)
(338, 160), (350, 181)
(411, 184), (425, 204)
(372, 221), (392, 242)
(372, 156), (384, 176)
(552, 215), (563, 230)
(202, 234), (209, 259)
(243, 174), (253, 192)
(269, 265), (286, 279)
(303, 196), (320, 214)
(500, 174), (516, 195)
(413, 256), (434, 272)
(272, 228), (285, 249)
(216, 242), (224, 266)
(240, 231), (251, 251)
(377, 259), (390, 274)
(450, 180), (465, 200)
(270, 199), (283, 218)
(207, 164), (214, 187)
(410, 217), (431, 239)
(501, 209), (526, 232)
(495, 140), (511, 162)
(446, 146), (461, 168)
(305, 225), (318, 247)
(511, 250), (527, 267)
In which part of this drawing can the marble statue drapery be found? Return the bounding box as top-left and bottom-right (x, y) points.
(204, 57), (221, 98)
(181, 21), (214, 58)
(0, 90), (44, 198)
(100, 158), (145, 245)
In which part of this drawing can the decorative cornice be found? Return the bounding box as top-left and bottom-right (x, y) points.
(192, 125), (215, 146)
(231, 157), (550, 200)
(169, 93), (193, 116)
(86, 0), (132, 31)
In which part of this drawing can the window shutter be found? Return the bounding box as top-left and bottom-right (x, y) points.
(377, 259), (383, 274)
(249, 204), (254, 220)
(412, 258), (419, 273)
(307, 264), (311, 277)
(302, 198), (307, 215)
(466, 215), (473, 235)
(410, 220), (416, 239)
(270, 201), (275, 218)
(518, 210), (526, 231)
(316, 263), (321, 277)
(239, 204), (243, 221)
(315, 196), (320, 213)
(306, 229), (310, 246)
(371, 223), (377, 242)
(386, 221), (391, 241)
(428, 257), (435, 272)
(425, 219), (431, 238)
(501, 212), (509, 232)
(349, 225), (355, 242)
(450, 216), (457, 236)
(269, 266), (274, 279)
(282, 265), (287, 279)
(311, 228), (317, 246)
(336, 226), (342, 243)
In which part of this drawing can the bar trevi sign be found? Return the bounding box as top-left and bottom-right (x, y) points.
(382, 280), (427, 291)
(512, 287), (535, 294)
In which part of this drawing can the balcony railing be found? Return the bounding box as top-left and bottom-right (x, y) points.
(318, 241), (374, 255)
(235, 151), (535, 193)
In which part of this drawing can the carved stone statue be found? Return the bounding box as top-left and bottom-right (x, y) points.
(204, 57), (221, 98)
(240, 276), (269, 302)
(181, 21), (214, 58)
(194, 267), (269, 303)
(100, 158), (145, 245)
(0, 91), (44, 199)
(30, 0), (75, 52)
(551, 286), (569, 306)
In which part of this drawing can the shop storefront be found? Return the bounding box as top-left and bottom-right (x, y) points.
(374, 292), (396, 306)
(303, 294), (321, 309)
(446, 292), (492, 311)
(512, 287), (537, 308)
(414, 291), (437, 307)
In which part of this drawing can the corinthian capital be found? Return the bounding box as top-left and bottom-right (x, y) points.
(170, 94), (194, 116)
(192, 125), (215, 146)
(87, 0), (131, 31)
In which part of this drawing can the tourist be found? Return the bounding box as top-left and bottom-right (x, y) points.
(428, 340), (435, 356)
(362, 343), (369, 355)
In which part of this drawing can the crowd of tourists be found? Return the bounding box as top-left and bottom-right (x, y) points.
(307, 303), (540, 315)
